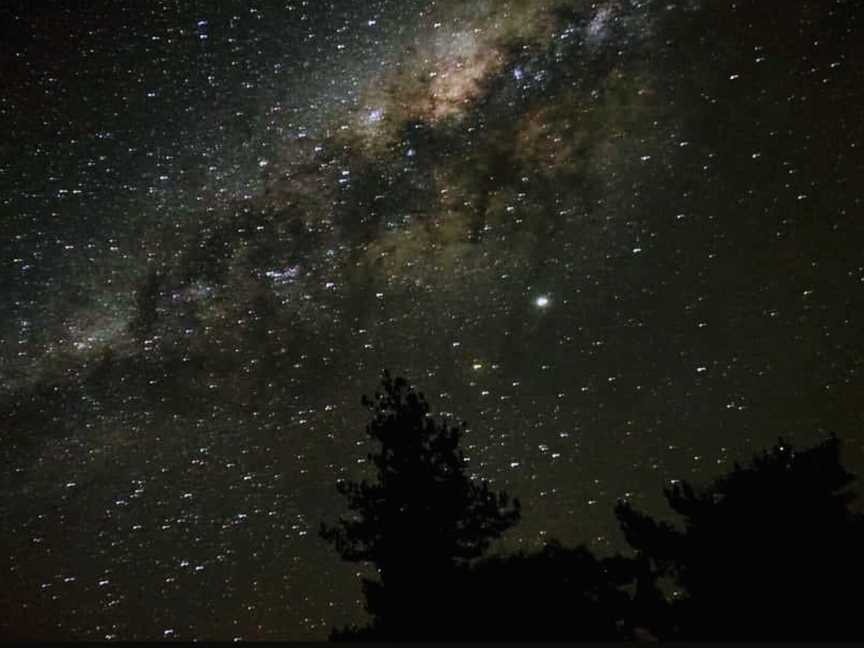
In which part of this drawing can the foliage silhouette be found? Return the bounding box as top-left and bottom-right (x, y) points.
(320, 371), (520, 639)
(322, 374), (863, 640)
(446, 540), (634, 641)
(617, 435), (864, 640)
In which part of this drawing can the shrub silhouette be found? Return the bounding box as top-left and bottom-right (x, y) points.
(447, 540), (634, 641)
(617, 435), (864, 640)
(320, 371), (520, 639)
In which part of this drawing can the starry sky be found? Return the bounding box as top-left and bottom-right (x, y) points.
(2, 0), (863, 640)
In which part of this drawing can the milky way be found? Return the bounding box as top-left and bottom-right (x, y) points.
(2, 0), (863, 640)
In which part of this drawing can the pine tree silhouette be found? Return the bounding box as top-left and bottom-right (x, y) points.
(320, 371), (520, 639)
(616, 435), (864, 640)
(321, 374), (864, 640)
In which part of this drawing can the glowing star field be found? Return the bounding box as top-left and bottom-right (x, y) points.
(1, 0), (863, 640)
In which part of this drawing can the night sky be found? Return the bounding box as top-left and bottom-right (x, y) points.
(2, 0), (863, 640)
